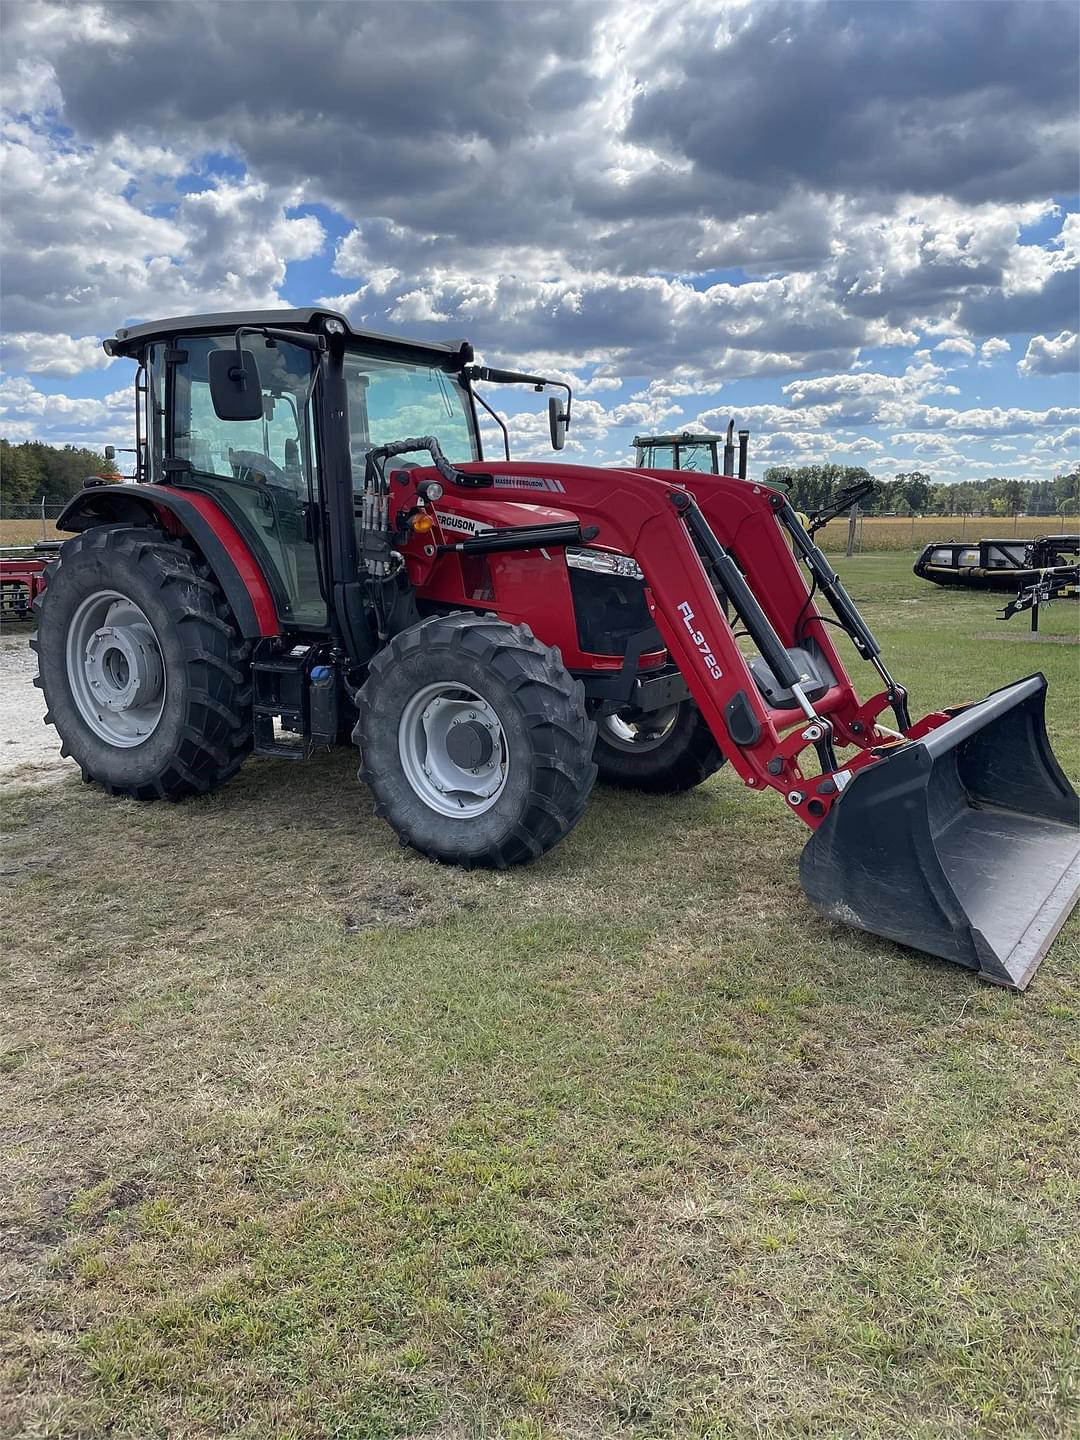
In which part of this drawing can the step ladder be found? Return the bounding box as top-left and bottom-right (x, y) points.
(252, 654), (309, 758)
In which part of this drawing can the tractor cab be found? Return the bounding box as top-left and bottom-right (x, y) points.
(98, 309), (569, 643)
(634, 422), (750, 478)
(107, 311), (485, 629)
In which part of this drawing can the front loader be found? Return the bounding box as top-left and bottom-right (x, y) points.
(33, 308), (1079, 989)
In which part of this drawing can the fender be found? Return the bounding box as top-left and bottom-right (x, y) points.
(56, 483), (279, 638)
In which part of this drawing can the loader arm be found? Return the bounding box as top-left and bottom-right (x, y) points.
(399, 461), (900, 829)
(396, 459), (1079, 989)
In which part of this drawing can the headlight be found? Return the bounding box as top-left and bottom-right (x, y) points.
(929, 548), (953, 565)
(958, 548), (980, 566)
(565, 547), (644, 580)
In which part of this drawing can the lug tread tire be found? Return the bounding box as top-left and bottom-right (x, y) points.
(32, 525), (252, 802)
(354, 612), (596, 868)
(595, 699), (724, 793)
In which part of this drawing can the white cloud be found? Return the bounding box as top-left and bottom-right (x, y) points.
(0, 375), (131, 445)
(979, 337), (1011, 365)
(888, 403), (1080, 434)
(1033, 426), (1080, 452)
(1, 332), (115, 376)
(1017, 330), (1079, 377)
(934, 336), (976, 358)
(887, 432), (960, 454)
(0, 122), (325, 336)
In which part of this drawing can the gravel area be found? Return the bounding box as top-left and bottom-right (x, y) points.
(0, 630), (73, 787)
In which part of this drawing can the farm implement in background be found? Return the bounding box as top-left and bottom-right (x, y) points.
(29, 308), (1080, 990)
(0, 545), (59, 623)
(1000, 564), (1080, 632)
(915, 533), (1079, 591)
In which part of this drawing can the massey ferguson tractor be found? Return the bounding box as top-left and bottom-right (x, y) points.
(32, 309), (1079, 989)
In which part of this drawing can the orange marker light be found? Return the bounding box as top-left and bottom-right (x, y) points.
(410, 512), (436, 534)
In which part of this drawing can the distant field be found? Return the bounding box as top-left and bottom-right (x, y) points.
(816, 513), (1062, 553)
(0, 518), (62, 547)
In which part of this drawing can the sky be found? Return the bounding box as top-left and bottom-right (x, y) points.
(1, 0), (1078, 484)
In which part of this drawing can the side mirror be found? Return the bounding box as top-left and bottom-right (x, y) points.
(208, 347), (263, 422)
(548, 395), (569, 451)
(104, 444), (116, 461)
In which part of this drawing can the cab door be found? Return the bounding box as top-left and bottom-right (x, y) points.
(159, 334), (328, 629)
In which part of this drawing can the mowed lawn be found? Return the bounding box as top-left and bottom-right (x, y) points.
(2, 556), (1078, 1440)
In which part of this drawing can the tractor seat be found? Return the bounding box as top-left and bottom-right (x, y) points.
(749, 645), (835, 710)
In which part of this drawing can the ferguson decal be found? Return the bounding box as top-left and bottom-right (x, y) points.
(434, 511), (493, 535)
(677, 601), (723, 680)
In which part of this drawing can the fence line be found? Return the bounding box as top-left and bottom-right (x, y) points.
(0, 500), (67, 542)
(818, 512), (1057, 554)
(0, 499), (1069, 556)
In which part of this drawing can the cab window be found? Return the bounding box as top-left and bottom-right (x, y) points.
(641, 444), (676, 469)
(166, 334), (325, 626)
(344, 353), (477, 487)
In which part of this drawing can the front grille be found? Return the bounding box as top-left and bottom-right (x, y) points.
(568, 567), (652, 656)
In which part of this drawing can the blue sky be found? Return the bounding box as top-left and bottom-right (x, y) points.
(1, 1), (1077, 485)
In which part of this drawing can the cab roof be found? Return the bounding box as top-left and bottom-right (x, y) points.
(104, 308), (473, 368)
(633, 432), (726, 446)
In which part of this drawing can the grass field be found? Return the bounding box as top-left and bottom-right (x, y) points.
(2, 555), (1078, 1440)
(0, 519), (63, 547)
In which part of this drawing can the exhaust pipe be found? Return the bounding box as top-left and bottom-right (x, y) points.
(723, 419), (735, 476)
(738, 429), (749, 480)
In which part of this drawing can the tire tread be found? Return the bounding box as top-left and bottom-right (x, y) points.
(355, 611), (596, 868)
(32, 525), (252, 801)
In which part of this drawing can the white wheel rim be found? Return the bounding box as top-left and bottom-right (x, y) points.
(600, 705), (679, 754)
(65, 590), (166, 747)
(398, 681), (509, 817)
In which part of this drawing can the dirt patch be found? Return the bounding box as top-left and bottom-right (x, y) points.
(0, 630), (73, 787)
(341, 879), (479, 932)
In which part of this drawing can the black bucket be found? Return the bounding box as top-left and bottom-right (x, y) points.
(800, 674), (1079, 989)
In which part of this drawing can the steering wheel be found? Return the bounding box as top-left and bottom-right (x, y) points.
(229, 449), (292, 487)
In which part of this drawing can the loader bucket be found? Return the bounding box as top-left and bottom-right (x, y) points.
(800, 674), (1080, 989)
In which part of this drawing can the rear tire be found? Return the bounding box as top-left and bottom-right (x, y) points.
(354, 613), (596, 868)
(32, 525), (252, 799)
(594, 698), (724, 793)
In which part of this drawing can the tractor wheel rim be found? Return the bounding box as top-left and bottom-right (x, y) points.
(600, 705), (680, 753)
(398, 682), (509, 818)
(65, 590), (166, 747)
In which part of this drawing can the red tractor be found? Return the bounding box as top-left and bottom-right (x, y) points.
(33, 309), (1079, 988)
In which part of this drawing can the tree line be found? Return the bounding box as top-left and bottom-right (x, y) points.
(2, 435), (1077, 522)
(762, 464), (1080, 519)
(1, 440), (120, 513)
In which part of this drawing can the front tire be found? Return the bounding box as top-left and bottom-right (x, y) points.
(594, 698), (724, 793)
(354, 613), (597, 868)
(33, 525), (252, 799)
